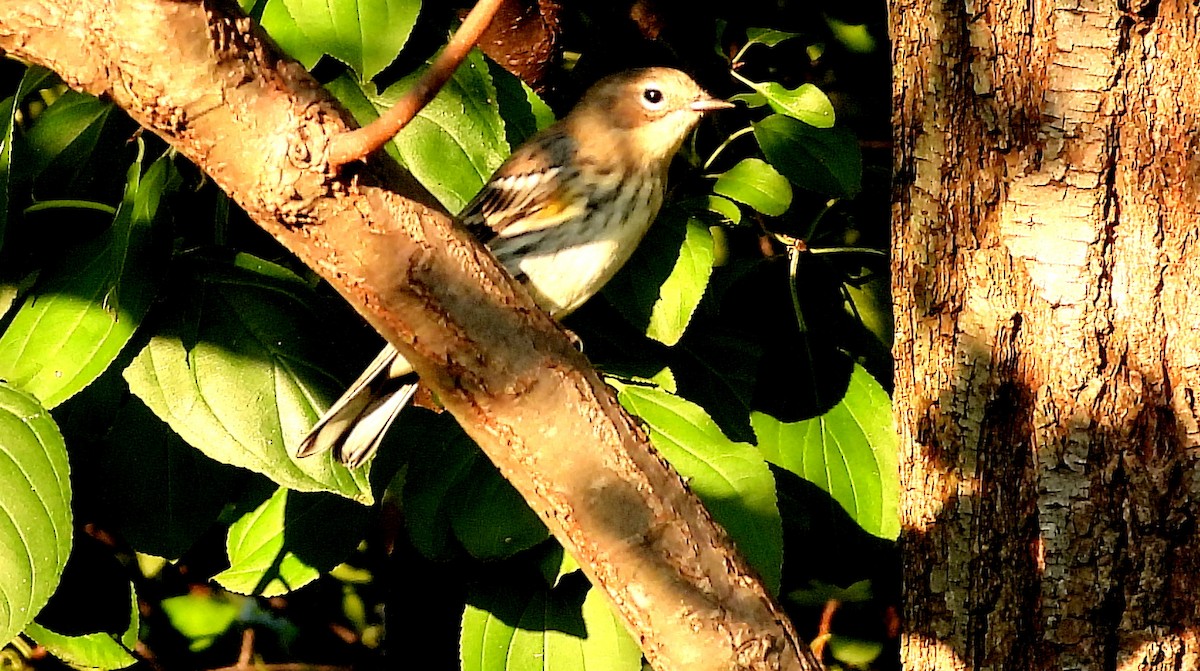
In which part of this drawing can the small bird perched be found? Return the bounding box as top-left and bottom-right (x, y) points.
(299, 67), (732, 466)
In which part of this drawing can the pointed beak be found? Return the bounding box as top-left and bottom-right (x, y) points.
(690, 96), (736, 112)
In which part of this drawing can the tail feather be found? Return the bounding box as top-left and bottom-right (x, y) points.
(297, 344), (418, 465)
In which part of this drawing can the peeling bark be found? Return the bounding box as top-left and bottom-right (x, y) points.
(894, 0), (1200, 668)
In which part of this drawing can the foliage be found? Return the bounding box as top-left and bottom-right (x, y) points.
(0, 0), (894, 670)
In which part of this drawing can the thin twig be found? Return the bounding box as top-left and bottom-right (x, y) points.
(237, 628), (254, 668)
(809, 598), (840, 660)
(326, 0), (507, 170)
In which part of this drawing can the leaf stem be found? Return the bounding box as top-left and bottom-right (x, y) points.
(800, 199), (837, 242)
(24, 199), (118, 215)
(703, 127), (754, 170)
(730, 69), (758, 91)
(807, 246), (888, 259)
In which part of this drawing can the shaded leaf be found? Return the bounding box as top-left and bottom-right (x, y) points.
(403, 413), (548, 560)
(0, 383), (72, 647)
(95, 399), (245, 560)
(0, 66), (54, 247)
(827, 18), (878, 53)
(23, 89), (112, 190)
(753, 114), (862, 198)
(488, 57), (555, 148)
(706, 194), (742, 225)
(751, 365), (898, 539)
(745, 27), (800, 48)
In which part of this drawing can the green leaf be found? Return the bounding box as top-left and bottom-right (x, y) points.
(616, 385), (782, 594)
(403, 413), (548, 560)
(830, 636), (885, 668)
(161, 593), (243, 652)
(827, 17), (878, 54)
(735, 78), (835, 128)
(213, 487), (369, 596)
(745, 27), (800, 48)
(462, 581), (640, 671)
(488, 57), (555, 148)
(95, 399), (245, 560)
(26, 586), (138, 669)
(258, 0), (325, 69)
(728, 92), (766, 109)
(0, 66), (58, 249)
(751, 365), (898, 539)
(269, 0), (421, 80)
(713, 158), (793, 217)
(706, 195), (742, 225)
(23, 89), (113, 189)
(604, 211), (715, 347)
(0, 383), (72, 648)
(381, 49), (509, 212)
(674, 331), (763, 440)
(753, 114), (862, 198)
(0, 154), (172, 408)
(123, 253), (372, 503)
(786, 579), (874, 607)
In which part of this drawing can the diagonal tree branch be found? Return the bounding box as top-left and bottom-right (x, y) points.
(0, 1), (821, 669)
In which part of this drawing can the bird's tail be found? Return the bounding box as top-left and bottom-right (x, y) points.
(297, 344), (418, 467)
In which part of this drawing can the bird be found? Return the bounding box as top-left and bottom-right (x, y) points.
(298, 67), (733, 467)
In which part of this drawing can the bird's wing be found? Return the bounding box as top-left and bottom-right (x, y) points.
(460, 128), (589, 243)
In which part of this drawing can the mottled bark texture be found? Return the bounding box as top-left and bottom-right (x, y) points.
(893, 0), (1200, 668)
(0, 1), (821, 669)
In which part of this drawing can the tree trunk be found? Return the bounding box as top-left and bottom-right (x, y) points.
(893, 0), (1200, 668)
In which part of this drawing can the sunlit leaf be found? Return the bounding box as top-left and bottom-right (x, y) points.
(161, 593), (243, 652)
(605, 210), (715, 346)
(462, 581), (640, 671)
(735, 78), (834, 129)
(714, 158), (792, 216)
(263, 0), (421, 80)
(379, 49), (508, 212)
(751, 365), (898, 539)
(0, 383), (71, 647)
(214, 487), (369, 596)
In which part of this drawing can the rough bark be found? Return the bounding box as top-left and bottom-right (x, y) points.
(0, 1), (821, 669)
(893, 0), (1200, 668)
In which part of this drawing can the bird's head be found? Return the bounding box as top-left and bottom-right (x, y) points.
(566, 67), (733, 170)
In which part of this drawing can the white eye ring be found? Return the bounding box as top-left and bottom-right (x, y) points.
(641, 85), (665, 109)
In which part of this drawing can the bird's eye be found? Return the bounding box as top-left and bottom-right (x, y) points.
(642, 87), (664, 108)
